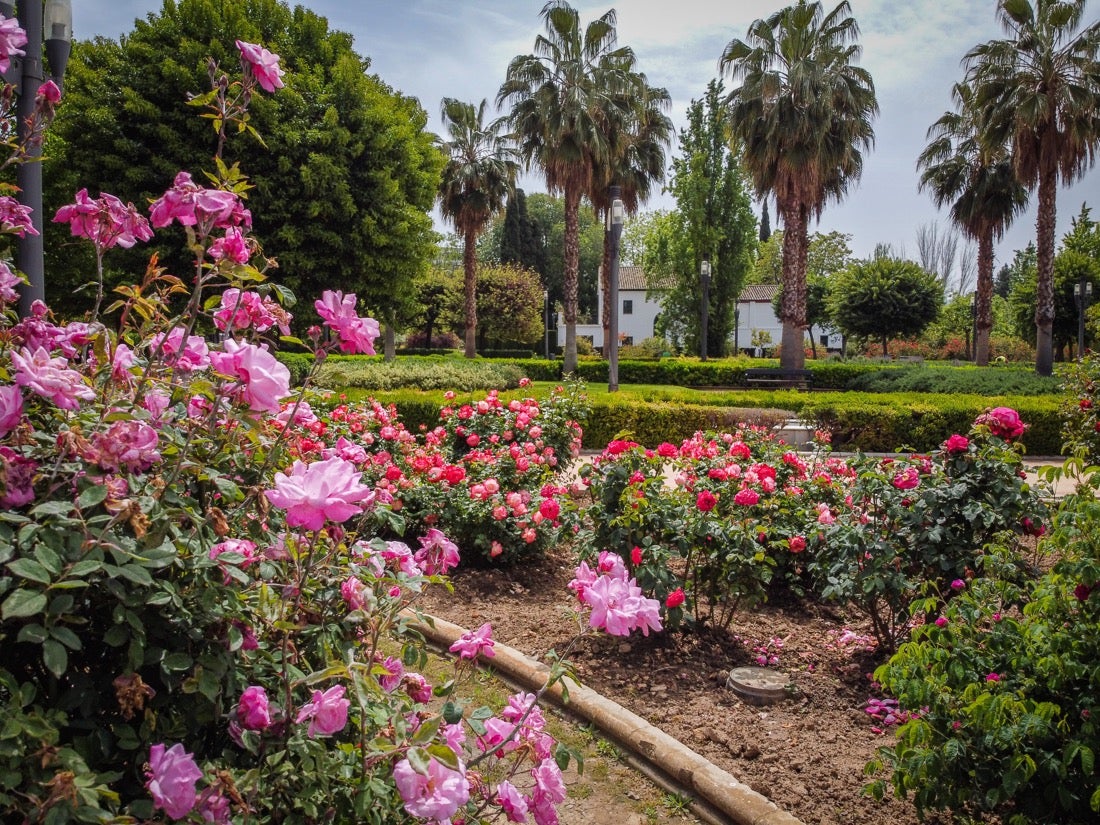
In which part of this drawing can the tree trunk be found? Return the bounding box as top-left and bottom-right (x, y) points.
(600, 212), (611, 356)
(1034, 162), (1058, 377)
(383, 311), (396, 362)
(974, 229), (994, 366)
(562, 185), (581, 374)
(463, 225), (478, 359)
(779, 204), (808, 370)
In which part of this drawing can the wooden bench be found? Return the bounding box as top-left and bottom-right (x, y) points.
(743, 368), (814, 390)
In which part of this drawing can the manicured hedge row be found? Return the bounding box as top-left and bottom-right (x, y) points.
(330, 385), (1064, 456)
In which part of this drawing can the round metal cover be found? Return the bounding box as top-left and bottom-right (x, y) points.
(726, 666), (791, 705)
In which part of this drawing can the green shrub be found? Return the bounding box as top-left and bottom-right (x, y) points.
(868, 471), (1100, 822)
(845, 366), (1062, 396)
(315, 357), (525, 392)
(581, 399), (791, 448)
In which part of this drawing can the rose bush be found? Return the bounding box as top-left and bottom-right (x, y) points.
(0, 30), (596, 825)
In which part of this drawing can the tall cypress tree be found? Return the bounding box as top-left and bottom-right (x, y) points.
(759, 199), (771, 242)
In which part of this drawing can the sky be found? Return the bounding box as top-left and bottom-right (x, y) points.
(73, 0), (1100, 271)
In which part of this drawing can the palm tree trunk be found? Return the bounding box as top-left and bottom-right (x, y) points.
(779, 204), (808, 370)
(562, 185), (581, 374)
(463, 226), (478, 359)
(975, 229), (994, 366)
(1034, 163), (1057, 377)
(600, 213), (611, 356)
(384, 310), (397, 362)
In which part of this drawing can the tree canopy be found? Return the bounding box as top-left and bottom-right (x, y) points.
(829, 257), (943, 355)
(44, 0), (442, 330)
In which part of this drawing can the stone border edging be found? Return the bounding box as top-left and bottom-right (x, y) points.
(412, 613), (805, 825)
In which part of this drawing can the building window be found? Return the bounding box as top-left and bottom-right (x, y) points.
(622, 299), (633, 315)
(621, 336), (634, 347)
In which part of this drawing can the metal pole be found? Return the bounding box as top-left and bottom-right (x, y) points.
(700, 258), (711, 362)
(15, 0), (43, 316)
(607, 185), (623, 393)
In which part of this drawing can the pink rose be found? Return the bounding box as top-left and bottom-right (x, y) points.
(54, 188), (152, 251)
(943, 434), (969, 454)
(496, 780), (529, 823)
(237, 686), (272, 731)
(734, 488), (760, 506)
(696, 490), (717, 511)
(146, 743), (203, 820)
(0, 384), (23, 436)
(208, 226), (251, 264)
(208, 338), (291, 413)
(976, 407), (1025, 440)
(0, 16), (27, 75)
(94, 419), (161, 474)
(314, 290), (379, 354)
(393, 755), (470, 822)
(0, 446), (36, 507)
(265, 456), (375, 531)
(892, 468), (920, 491)
(236, 39), (285, 93)
(449, 622), (495, 660)
(295, 685), (349, 737)
(415, 528), (460, 575)
(11, 346), (95, 411)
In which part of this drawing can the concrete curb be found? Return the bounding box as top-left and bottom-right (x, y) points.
(413, 613), (805, 825)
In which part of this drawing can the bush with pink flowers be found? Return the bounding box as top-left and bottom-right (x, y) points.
(0, 31), (596, 825)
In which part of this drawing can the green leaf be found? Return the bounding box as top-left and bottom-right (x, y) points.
(67, 559), (103, 577)
(50, 626), (82, 651)
(406, 746), (430, 775)
(426, 744), (460, 771)
(441, 702), (463, 725)
(33, 546), (62, 577)
(161, 653), (192, 672)
(1, 589), (47, 619)
(42, 640), (67, 678)
(16, 623), (49, 644)
(76, 484), (109, 509)
(6, 558), (52, 585)
(30, 501), (75, 517)
(116, 565), (154, 586)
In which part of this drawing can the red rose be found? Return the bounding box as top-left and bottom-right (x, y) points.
(696, 490), (717, 511)
(665, 587), (685, 608)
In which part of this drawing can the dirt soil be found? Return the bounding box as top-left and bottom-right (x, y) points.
(418, 545), (949, 825)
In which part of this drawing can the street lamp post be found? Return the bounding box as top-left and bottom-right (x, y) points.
(606, 185), (624, 393)
(1075, 279), (1093, 361)
(969, 292), (976, 362)
(699, 257), (711, 361)
(6, 0), (72, 316)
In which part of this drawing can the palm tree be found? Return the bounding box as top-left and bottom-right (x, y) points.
(438, 98), (518, 358)
(498, 1), (638, 373)
(918, 81), (1029, 366)
(966, 0), (1100, 376)
(591, 78), (673, 349)
(719, 0), (877, 370)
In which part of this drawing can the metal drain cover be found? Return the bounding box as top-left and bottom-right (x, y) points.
(726, 666), (791, 705)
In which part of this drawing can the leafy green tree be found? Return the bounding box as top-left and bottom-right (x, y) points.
(632, 81), (755, 357)
(498, 1), (639, 372)
(721, 0), (878, 370)
(438, 97), (519, 358)
(591, 79), (673, 348)
(499, 189), (546, 277)
(525, 193), (602, 321)
(829, 258), (943, 356)
(45, 0), (442, 329)
(967, 0), (1100, 376)
(918, 81), (1029, 365)
(475, 263), (546, 349)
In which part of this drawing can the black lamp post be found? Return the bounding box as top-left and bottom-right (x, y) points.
(968, 292), (976, 362)
(5, 0), (72, 317)
(699, 257), (711, 361)
(1075, 279), (1093, 361)
(606, 185), (624, 392)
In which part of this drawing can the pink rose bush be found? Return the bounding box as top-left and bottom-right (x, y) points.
(0, 37), (586, 825)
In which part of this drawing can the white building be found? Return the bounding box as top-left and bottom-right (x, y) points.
(557, 265), (663, 351)
(556, 270), (835, 354)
